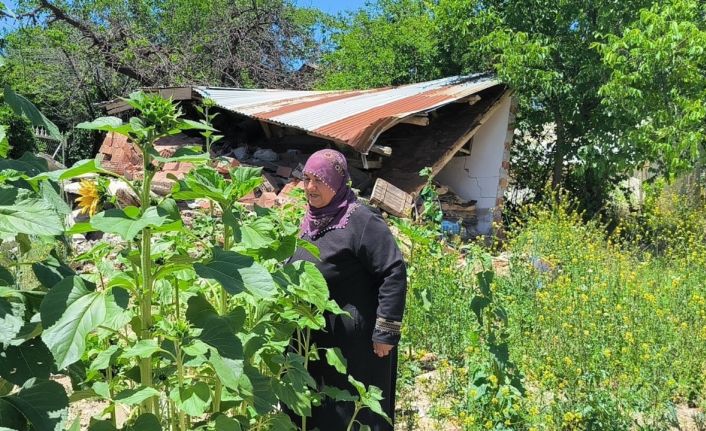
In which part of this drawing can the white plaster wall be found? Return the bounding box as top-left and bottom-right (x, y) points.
(435, 97), (512, 234)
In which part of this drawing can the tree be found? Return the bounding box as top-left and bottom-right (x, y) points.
(319, 0), (666, 214)
(317, 0), (439, 90)
(597, 0), (706, 178)
(1, 0), (324, 162)
(19, 0), (323, 89)
(436, 0), (661, 211)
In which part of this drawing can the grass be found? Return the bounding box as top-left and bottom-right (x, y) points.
(396, 189), (706, 430)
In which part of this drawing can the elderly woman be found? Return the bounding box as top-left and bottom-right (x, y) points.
(291, 149), (407, 430)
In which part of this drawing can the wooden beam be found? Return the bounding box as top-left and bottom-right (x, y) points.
(400, 115), (429, 126)
(259, 121), (272, 139)
(431, 93), (511, 175)
(369, 144), (392, 157)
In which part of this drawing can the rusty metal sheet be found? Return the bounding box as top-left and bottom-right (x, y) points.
(194, 73), (500, 152)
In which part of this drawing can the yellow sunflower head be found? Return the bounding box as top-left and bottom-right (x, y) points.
(75, 179), (102, 216)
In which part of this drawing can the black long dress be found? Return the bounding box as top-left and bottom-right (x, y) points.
(291, 204), (407, 431)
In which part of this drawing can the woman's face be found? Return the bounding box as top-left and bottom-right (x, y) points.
(303, 172), (336, 208)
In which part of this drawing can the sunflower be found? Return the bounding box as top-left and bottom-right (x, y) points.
(75, 179), (102, 216)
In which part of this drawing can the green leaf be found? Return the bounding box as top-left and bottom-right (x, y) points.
(89, 345), (120, 371)
(114, 386), (160, 406)
(102, 287), (131, 331)
(4, 85), (63, 142)
(186, 294), (243, 359)
(348, 376), (390, 423)
(169, 381), (211, 416)
(213, 414), (242, 431)
(264, 413), (296, 431)
(40, 181), (71, 216)
(239, 365), (277, 415)
(0, 152), (49, 177)
(42, 159), (104, 182)
(0, 266), (13, 286)
(69, 389), (98, 403)
(92, 381), (111, 399)
(194, 247), (276, 298)
(66, 222), (96, 235)
(32, 252), (75, 290)
(0, 338), (53, 385)
(470, 296), (491, 323)
(325, 347), (347, 375)
(283, 353), (315, 389)
(90, 207), (167, 241)
(274, 379), (311, 417)
(259, 234), (297, 262)
(0, 125), (9, 158)
(129, 413), (162, 431)
(321, 385), (357, 402)
(76, 117), (127, 134)
(231, 166), (264, 200)
(240, 218), (276, 250)
(153, 146), (210, 164)
(207, 349), (244, 391)
(277, 261), (329, 310)
(0, 377), (13, 396)
(171, 166), (230, 203)
(41, 276), (107, 369)
(122, 340), (162, 359)
(0, 379), (69, 431)
(179, 119), (218, 131)
(0, 296), (25, 345)
(0, 187), (64, 238)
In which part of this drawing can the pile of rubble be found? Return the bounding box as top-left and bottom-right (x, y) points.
(97, 132), (309, 209)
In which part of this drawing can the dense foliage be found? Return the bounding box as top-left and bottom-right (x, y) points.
(0, 0), (323, 164)
(394, 189), (706, 430)
(0, 94), (390, 430)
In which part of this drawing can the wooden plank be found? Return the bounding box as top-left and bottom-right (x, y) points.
(105, 87), (193, 114)
(369, 144), (392, 157)
(157, 87), (192, 101)
(400, 115), (430, 126)
(370, 178), (414, 217)
(431, 92), (511, 176)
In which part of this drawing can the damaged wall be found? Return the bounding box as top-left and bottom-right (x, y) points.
(435, 96), (513, 234)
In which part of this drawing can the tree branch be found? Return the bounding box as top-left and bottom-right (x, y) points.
(37, 0), (155, 86)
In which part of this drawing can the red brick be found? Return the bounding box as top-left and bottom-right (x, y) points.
(257, 192), (278, 208)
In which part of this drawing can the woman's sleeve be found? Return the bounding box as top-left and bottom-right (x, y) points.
(356, 210), (407, 345)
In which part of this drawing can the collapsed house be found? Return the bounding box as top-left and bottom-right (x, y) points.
(100, 73), (515, 236)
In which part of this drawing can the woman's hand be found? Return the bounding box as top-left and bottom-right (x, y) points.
(373, 342), (394, 357)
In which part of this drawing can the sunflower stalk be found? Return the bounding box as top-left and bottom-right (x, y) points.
(139, 141), (157, 415)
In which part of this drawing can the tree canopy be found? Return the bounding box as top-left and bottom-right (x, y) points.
(317, 0), (705, 215)
(1, 0), (704, 213)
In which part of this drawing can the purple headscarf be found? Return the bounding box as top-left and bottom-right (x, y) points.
(300, 149), (360, 239)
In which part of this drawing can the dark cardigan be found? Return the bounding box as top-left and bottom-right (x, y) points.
(291, 204), (407, 430)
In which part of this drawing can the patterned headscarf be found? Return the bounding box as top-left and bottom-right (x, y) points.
(300, 149), (360, 239)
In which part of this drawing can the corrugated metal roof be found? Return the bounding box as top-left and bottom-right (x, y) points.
(195, 73), (500, 153)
